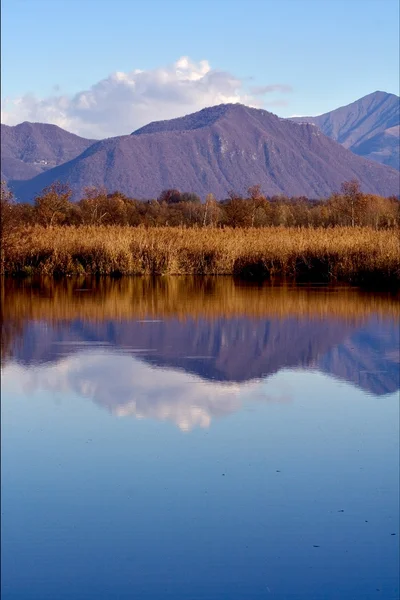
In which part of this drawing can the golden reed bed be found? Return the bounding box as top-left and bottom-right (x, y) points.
(2, 225), (399, 284)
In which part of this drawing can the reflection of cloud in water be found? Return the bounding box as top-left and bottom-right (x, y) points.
(2, 352), (290, 431)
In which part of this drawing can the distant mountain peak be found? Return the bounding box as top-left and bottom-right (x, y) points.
(291, 91), (399, 170)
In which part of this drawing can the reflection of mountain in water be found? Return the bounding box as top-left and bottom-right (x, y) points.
(9, 315), (399, 396)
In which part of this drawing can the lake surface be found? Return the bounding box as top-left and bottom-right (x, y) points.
(1, 277), (399, 600)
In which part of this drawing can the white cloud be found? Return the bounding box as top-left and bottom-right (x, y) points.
(1, 57), (291, 139)
(2, 351), (291, 432)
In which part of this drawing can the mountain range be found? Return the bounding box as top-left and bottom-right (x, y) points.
(1, 91), (399, 202)
(291, 91), (399, 170)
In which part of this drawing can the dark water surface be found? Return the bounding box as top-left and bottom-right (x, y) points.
(1, 277), (399, 600)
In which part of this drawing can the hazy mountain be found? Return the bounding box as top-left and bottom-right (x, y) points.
(291, 91), (399, 170)
(1, 122), (95, 184)
(9, 103), (399, 202)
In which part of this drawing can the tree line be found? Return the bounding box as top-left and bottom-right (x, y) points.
(1, 180), (399, 232)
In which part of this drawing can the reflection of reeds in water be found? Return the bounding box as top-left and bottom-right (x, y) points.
(2, 225), (400, 284)
(2, 276), (399, 364)
(2, 276), (400, 323)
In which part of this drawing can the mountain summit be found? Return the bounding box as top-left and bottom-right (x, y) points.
(132, 103), (235, 135)
(9, 102), (399, 202)
(291, 91), (399, 170)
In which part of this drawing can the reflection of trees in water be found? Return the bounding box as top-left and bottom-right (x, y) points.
(2, 276), (399, 324)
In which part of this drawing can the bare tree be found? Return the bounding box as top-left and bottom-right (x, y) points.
(341, 180), (362, 227)
(247, 184), (266, 227)
(34, 182), (72, 227)
(78, 187), (109, 225)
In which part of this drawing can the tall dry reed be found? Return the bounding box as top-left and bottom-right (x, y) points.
(2, 225), (399, 285)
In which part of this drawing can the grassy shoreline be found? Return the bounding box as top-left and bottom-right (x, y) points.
(2, 225), (399, 285)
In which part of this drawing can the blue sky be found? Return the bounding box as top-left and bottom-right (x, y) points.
(1, 0), (399, 137)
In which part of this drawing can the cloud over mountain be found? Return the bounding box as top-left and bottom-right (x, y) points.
(1, 57), (291, 139)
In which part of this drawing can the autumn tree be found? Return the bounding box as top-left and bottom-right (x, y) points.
(203, 193), (221, 227)
(167, 201), (203, 226)
(103, 192), (129, 225)
(340, 180), (363, 227)
(158, 189), (182, 204)
(78, 187), (109, 225)
(268, 196), (293, 226)
(247, 185), (268, 227)
(34, 182), (73, 227)
(0, 181), (16, 236)
(180, 192), (201, 204)
(360, 194), (400, 229)
(222, 192), (251, 227)
(125, 198), (141, 226)
(0, 182), (31, 271)
(289, 196), (312, 227)
(141, 199), (163, 226)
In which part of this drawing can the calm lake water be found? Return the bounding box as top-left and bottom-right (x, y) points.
(1, 277), (399, 600)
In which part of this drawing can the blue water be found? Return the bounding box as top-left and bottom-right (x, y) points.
(1, 280), (399, 599)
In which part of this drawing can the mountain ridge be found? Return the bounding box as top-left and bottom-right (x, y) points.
(2, 93), (399, 201)
(7, 102), (400, 201)
(1, 121), (95, 184)
(291, 91), (399, 169)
